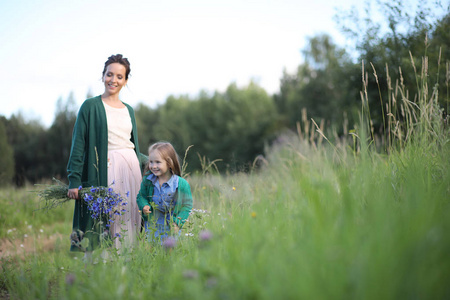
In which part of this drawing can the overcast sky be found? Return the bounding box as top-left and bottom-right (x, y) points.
(0, 0), (367, 127)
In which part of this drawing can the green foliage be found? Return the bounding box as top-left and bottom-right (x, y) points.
(135, 82), (280, 173)
(3, 113), (47, 186)
(277, 4), (450, 134)
(335, 0), (450, 126)
(0, 119), (14, 186)
(275, 34), (361, 129)
(214, 82), (279, 172)
(46, 93), (77, 179)
(134, 102), (160, 152)
(152, 95), (194, 150)
(1, 94), (76, 186)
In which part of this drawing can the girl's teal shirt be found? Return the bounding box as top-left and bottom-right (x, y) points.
(136, 173), (193, 228)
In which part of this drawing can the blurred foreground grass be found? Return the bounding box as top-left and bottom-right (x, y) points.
(1, 129), (449, 299)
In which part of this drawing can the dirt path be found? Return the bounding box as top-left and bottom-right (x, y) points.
(0, 233), (66, 258)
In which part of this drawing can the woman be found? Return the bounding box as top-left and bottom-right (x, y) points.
(67, 54), (146, 254)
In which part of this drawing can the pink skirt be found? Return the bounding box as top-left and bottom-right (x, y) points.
(107, 148), (142, 249)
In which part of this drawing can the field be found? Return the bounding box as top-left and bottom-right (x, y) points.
(1, 65), (450, 299)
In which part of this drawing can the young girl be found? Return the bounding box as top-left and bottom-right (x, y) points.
(136, 142), (193, 243)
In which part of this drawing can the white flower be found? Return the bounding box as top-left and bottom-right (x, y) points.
(24, 234), (28, 238)
(40, 229), (44, 233)
(20, 244), (24, 248)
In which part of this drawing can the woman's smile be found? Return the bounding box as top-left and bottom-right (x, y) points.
(102, 63), (127, 95)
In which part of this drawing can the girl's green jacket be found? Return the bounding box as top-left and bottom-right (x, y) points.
(136, 173), (193, 228)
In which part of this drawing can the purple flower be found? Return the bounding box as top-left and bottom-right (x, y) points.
(205, 277), (218, 288)
(65, 273), (76, 285)
(78, 186), (82, 190)
(163, 236), (177, 249)
(126, 191), (130, 197)
(183, 269), (199, 279)
(199, 230), (213, 242)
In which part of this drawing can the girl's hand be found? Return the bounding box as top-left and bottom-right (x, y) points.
(172, 223), (179, 234)
(143, 205), (152, 215)
(67, 188), (79, 200)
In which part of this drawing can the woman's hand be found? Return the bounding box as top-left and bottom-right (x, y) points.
(67, 188), (79, 200)
(143, 205), (152, 215)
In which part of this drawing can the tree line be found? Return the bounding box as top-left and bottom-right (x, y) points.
(1, 0), (448, 186)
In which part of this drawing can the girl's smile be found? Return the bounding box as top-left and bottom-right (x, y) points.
(148, 150), (171, 183)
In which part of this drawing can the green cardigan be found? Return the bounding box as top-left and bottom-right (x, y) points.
(136, 173), (193, 228)
(67, 95), (146, 189)
(67, 95), (146, 251)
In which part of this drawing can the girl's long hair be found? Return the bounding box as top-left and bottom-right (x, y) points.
(145, 142), (181, 176)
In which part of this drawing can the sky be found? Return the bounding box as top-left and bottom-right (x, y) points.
(0, 0), (366, 127)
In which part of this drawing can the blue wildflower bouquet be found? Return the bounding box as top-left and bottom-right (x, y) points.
(35, 178), (128, 250)
(82, 185), (128, 225)
(35, 178), (127, 218)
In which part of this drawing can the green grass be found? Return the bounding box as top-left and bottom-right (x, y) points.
(1, 53), (449, 299)
(0, 186), (73, 239)
(1, 130), (448, 299)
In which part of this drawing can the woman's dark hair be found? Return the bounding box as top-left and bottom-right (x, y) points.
(102, 54), (131, 80)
